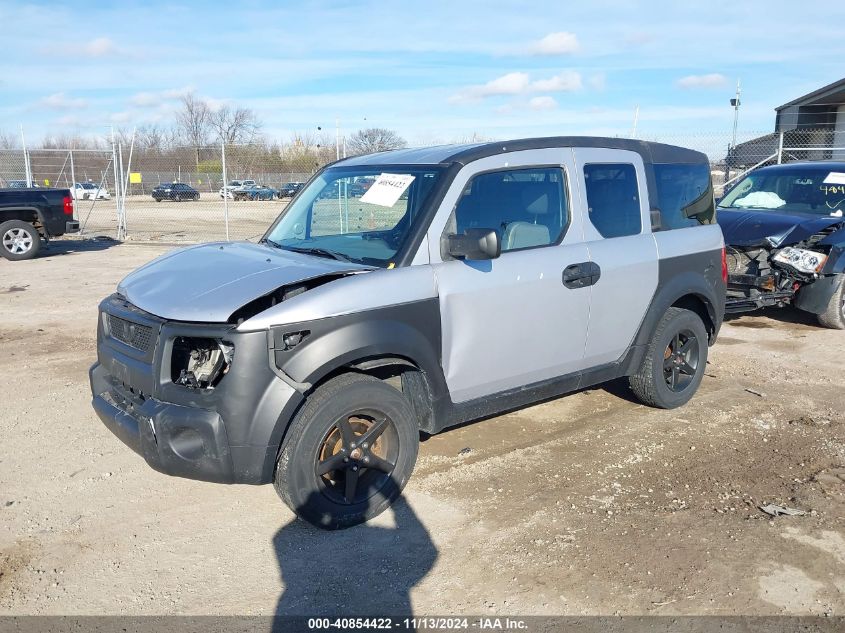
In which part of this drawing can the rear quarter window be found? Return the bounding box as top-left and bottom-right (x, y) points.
(583, 163), (642, 238)
(653, 163), (715, 229)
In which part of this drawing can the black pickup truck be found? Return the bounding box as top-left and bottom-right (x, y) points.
(0, 187), (79, 260)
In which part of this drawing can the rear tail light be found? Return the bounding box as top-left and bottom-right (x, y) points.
(721, 246), (728, 284)
(62, 195), (74, 216)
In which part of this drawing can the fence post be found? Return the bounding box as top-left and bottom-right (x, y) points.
(776, 131), (784, 164)
(117, 142), (126, 240)
(19, 125), (32, 187)
(222, 142), (230, 241)
(111, 131), (122, 240)
(69, 150), (76, 194)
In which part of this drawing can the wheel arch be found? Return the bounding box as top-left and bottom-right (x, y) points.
(623, 272), (723, 377)
(0, 206), (44, 231)
(270, 300), (447, 437)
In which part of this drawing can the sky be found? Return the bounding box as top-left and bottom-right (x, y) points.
(1, 0), (843, 147)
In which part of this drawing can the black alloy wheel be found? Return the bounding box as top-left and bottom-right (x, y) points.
(315, 411), (399, 505)
(662, 329), (699, 392)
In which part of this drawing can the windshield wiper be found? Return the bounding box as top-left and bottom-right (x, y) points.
(262, 238), (283, 249)
(284, 245), (354, 262)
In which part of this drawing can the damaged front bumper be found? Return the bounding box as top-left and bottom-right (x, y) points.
(89, 294), (304, 484)
(725, 268), (841, 315)
(90, 365), (235, 482)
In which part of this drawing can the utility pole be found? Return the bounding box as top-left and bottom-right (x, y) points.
(725, 80), (742, 186)
(335, 118), (340, 161)
(730, 80), (742, 151)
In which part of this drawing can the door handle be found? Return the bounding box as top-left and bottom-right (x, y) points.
(563, 262), (601, 289)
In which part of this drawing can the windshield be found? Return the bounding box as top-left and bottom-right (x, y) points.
(264, 165), (443, 266)
(719, 167), (845, 216)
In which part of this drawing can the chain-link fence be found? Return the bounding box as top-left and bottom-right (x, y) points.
(2, 128), (842, 243)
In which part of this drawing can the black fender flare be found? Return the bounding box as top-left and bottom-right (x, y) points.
(0, 205), (46, 231)
(624, 268), (725, 374)
(270, 298), (448, 407)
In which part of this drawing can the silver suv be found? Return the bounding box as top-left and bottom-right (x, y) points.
(90, 137), (726, 529)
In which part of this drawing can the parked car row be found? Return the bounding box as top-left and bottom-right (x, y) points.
(152, 182), (200, 202)
(218, 180), (306, 200)
(148, 180), (306, 203)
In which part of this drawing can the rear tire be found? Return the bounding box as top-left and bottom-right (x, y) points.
(0, 220), (42, 261)
(816, 276), (845, 329)
(274, 373), (419, 530)
(628, 307), (708, 409)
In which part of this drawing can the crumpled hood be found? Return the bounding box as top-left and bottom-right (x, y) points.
(718, 209), (845, 248)
(117, 241), (370, 322)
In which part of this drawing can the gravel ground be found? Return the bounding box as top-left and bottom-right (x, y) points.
(0, 239), (843, 616)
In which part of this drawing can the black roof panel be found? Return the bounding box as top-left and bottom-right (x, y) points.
(336, 136), (707, 167)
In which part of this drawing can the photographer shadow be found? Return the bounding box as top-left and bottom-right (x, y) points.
(272, 492), (437, 620)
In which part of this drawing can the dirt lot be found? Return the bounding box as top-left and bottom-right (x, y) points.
(80, 193), (286, 243)
(0, 239), (843, 617)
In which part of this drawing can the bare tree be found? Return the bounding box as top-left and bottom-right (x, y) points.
(136, 124), (174, 152)
(0, 130), (18, 149)
(346, 128), (407, 156)
(175, 93), (210, 167)
(209, 105), (262, 145)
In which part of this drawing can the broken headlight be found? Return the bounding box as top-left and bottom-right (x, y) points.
(171, 337), (234, 389)
(772, 247), (828, 274)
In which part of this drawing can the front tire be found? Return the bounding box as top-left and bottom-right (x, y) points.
(628, 307), (708, 409)
(0, 220), (42, 261)
(816, 275), (845, 330)
(274, 373), (419, 530)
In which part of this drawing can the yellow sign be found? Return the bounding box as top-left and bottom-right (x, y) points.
(129, 172), (142, 184)
(43, 179), (50, 186)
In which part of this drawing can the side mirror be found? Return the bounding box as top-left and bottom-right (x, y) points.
(445, 228), (501, 260)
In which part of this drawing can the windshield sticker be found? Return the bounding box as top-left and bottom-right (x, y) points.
(823, 172), (845, 185)
(360, 173), (415, 207)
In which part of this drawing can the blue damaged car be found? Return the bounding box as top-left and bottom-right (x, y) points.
(718, 161), (845, 328)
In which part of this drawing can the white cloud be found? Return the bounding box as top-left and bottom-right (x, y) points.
(529, 71), (582, 92)
(529, 32), (580, 55)
(129, 92), (160, 107)
(41, 92), (88, 110)
(129, 86), (194, 108)
(676, 73), (728, 89)
(452, 70), (583, 104)
(528, 96), (558, 111)
(110, 111), (132, 123)
(588, 73), (607, 91)
(54, 115), (84, 127)
(82, 37), (119, 57)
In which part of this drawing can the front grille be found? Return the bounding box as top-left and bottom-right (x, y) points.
(106, 313), (154, 352)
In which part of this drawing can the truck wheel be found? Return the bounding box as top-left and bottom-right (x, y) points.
(0, 220), (42, 261)
(816, 276), (845, 330)
(628, 307), (708, 409)
(274, 373), (419, 530)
